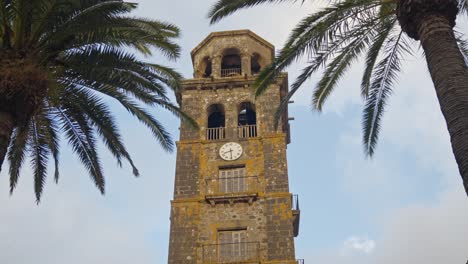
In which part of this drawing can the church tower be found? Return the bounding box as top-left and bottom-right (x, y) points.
(168, 30), (301, 264)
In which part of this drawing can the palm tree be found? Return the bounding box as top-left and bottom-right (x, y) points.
(208, 0), (468, 195)
(0, 0), (191, 202)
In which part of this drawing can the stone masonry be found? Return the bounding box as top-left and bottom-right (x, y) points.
(168, 30), (300, 264)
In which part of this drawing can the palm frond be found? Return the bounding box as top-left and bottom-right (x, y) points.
(253, 0), (386, 97)
(361, 17), (396, 98)
(459, 0), (468, 14)
(362, 30), (411, 156)
(60, 79), (175, 152)
(7, 121), (31, 194)
(37, 108), (60, 183)
(209, 0), (301, 24)
(41, 15), (180, 59)
(112, 98), (174, 152)
(61, 46), (172, 101)
(57, 108), (105, 194)
(30, 116), (50, 203)
(312, 16), (386, 111)
(151, 98), (198, 129)
(63, 87), (139, 176)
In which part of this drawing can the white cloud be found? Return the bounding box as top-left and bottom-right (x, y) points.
(342, 236), (376, 255)
(371, 187), (468, 264)
(305, 186), (468, 264)
(0, 178), (154, 264)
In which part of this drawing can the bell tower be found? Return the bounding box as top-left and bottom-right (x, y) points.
(168, 30), (301, 264)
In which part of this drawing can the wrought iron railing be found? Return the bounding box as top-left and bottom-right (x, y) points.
(221, 68), (241, 77)
(292, 194), (300, 211)
(238, 125), (257, 138)
(296, 259), (305, 264)
(207, 127), (225, 140)
(292, 194), (300, 237)
(206, 176), (259, 195)
(202, 242), (260, 263)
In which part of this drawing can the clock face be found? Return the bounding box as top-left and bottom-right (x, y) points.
(219, 142), (243, 161)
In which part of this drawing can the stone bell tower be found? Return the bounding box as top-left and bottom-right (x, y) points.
(168, 30), (302, 264)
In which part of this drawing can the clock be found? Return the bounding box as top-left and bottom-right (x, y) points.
(219, 142), (243, 161)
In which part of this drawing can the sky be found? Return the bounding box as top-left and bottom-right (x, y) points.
(1, 1), (468, 263)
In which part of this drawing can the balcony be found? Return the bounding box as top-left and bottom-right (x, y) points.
(202, 242), (260, 264)
(292, 194), (300, 237)
(206, 126), (258, 141)
(221, 68), (242, 77)
(238, 125), (257, 138)
(205, 176), (259, 205)
(207, 127), (226, 140)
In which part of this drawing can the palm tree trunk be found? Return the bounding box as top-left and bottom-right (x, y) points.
(0, 111), (14, 173)
(417, 15), (468, 195)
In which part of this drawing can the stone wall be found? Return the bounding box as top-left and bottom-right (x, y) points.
(168, 30), (298, 264)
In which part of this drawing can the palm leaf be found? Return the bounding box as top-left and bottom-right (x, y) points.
(7, 121), (31, 194)
(209, 0), (302, 24)
(63, 87), (139, 176)
(362, 30), (411, 156)
(57, 108), (105, 194)
(312, 16), (387, 110)
(361, 17), (396, 98)
(30, 115), (51, 203)
(253, 0), (386, 97)
(36, 109), (60, 183)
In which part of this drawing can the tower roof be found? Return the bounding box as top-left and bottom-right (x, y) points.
(190, 29), (275, 64)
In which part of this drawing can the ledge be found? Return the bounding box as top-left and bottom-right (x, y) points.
(205, 192), (259, 206)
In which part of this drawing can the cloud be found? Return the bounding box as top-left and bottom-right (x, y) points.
(305, 186), (468, 264)
(0, 178), (154, 264)
(342, 236), (376, 255)
(371, 187), (468, 264)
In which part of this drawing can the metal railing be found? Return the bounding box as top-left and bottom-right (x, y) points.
(238, 125), (257, 138)
(207, 127), (225, 140)
(221, 68), (241, 77)
(206, 176), (259, 195)
(296, 259), (305, 264)
(202, 242), (260, 263)
(292, 194), (300, 210)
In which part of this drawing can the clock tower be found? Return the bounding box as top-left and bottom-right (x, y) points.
(168, 30), (301, 264)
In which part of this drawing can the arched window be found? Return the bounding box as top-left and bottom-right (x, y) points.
(238, 102), (256, 126)
(207, 104), (225, 140)
(251, 53), (261, 74)
(208, 104), (225, 128)
(221, 48), (241, 77)
(202, 57), (212, 77)
(238, 102), (257, 138)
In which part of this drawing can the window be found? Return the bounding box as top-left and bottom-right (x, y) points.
(221, 48), (242, 77)
(208, 104), (225, 128)
(207, 104), (225, 140)
(238, 102), (257, 138)
(219, 167), (246, 193)
(202, 57), (212, 77)
(218, 230), (247, 262)
(238, 102), (256, 126)
(251, 53), (261, 74)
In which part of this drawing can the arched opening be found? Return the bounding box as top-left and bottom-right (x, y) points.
(251, 53), (262, 74)
(208, 104), (225, 128)
(238, 102), (256, 126)
(202, 57), (212, 77)
(221, 48), (241, 77)
(238, 102), (257, 138)
(207, 104), (225, 140)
